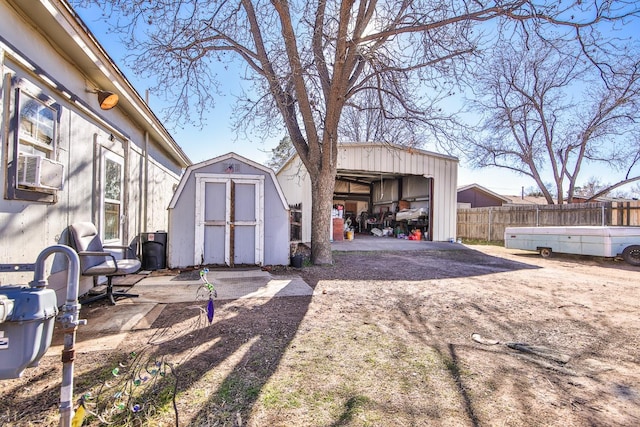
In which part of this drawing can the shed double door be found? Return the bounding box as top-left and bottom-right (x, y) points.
(195, 174), (264, 267)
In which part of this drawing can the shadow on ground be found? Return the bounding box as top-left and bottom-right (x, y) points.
(0, 292), (312, 425)
(4, 244), (615, 426)
(293, 247), (540, 288)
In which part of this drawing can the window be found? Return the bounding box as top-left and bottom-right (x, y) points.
(101, 150), (124, 243)
(18, 92), (56, 156)
(4, 77), (62, 203)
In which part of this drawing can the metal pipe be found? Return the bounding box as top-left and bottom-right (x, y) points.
(144, 130), (149, 232)
(29, 245), (84, 427)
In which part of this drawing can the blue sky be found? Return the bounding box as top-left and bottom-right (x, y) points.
(73, 5), (626, 197)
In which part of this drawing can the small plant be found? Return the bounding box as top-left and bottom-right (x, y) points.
(69, 269), (219, 426)
(198, 268), (217, 324)
(73, 351), (178, 426)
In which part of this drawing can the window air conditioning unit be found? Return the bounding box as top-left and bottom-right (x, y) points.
(17, 154), (65, 190)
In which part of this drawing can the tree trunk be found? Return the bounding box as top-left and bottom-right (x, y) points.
(309, 166), (336, 265)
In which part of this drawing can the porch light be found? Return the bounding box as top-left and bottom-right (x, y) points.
(96, 90), (119, 110)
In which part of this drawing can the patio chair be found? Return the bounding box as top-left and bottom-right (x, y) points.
(68, 222), (140, 305)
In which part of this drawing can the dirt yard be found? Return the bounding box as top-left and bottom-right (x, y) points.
(1, 244), (639, 426)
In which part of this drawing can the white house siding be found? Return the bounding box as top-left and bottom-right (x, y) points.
(0, 1), (188, 303)
(277, 143), (458, 242)
(146, 156), (181, 233)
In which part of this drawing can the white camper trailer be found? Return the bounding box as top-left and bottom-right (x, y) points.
(504, 226), (640, 265)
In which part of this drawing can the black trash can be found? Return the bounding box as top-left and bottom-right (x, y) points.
(140, 232), (167, 270)
(290, 254), (303, 268)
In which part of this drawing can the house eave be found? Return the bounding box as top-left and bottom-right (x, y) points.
(6, 0), (191, 168)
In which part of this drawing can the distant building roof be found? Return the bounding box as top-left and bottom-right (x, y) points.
(502, 195), (549, 205)
(457, 184), (511, 208)
(570, 195), (638, 203)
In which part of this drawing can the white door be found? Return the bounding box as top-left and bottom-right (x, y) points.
(194, 173), (264, 266)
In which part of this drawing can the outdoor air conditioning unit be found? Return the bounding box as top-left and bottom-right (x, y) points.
(17, 154), (64, 190)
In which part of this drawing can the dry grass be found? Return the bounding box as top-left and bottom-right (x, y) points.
(1, 246), (639, 426)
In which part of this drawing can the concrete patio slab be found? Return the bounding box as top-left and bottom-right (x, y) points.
(130, 271), (313, 303)
(43, 269), (314, 354)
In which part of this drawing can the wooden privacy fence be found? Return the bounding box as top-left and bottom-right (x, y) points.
(457, 201), (640, 242)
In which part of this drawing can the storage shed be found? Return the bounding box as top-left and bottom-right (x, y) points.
(277, 143), (459, 242)
(168, 153), (290, 268)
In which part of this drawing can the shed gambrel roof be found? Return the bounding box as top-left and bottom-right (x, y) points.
(168, 152), (289, 210)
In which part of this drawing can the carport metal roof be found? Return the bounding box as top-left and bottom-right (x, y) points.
(336, 169), (411, 186)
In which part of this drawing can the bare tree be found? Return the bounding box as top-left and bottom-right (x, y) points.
(622, 182), (640, 199)
(575, 176), (640, 199)
(338, 84), (437, 147)
(574, 176), (611, 199)
(266, 135), (295, 171)
(340, 99), (414, 145)
(463, 35), (640, 204)
(73, 0), (639, 262)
